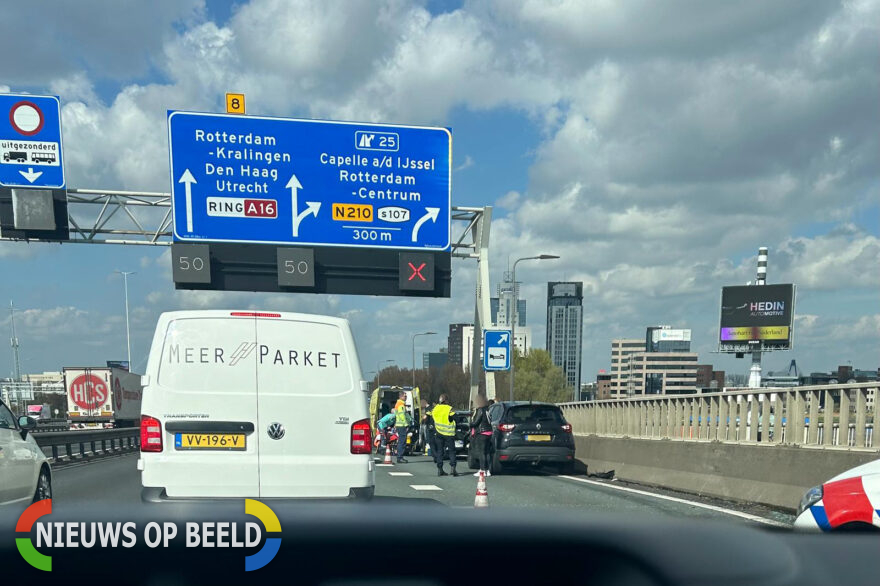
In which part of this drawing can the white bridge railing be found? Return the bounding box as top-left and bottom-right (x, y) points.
(559, 383), (877, 451)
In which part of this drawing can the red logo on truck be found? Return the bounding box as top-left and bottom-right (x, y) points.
(69, 374), (108, 410)
(113, 377), (123, 410)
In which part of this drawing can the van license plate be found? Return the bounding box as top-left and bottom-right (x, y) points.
(175, 433), (246, 450)
(524, 434), (551, 442)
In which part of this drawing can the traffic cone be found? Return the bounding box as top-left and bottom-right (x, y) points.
(383, 444), (393, 465)
(474, 470), (489, 508)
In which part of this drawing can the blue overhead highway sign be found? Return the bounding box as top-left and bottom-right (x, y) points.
(483, 329), (512, 371)
(167, 111), (451, 250)
(0, 94), (65, 189)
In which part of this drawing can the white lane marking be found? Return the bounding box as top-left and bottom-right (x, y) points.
(376, 464), (394, 467)
(559, 475), (790, 528)
(410, 484), (443, 491)
(389, 472), (413, 477)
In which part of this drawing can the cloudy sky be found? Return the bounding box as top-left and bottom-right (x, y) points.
(0, 0), (877, 384)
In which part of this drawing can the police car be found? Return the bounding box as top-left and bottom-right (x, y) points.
(794, 458), (880, 531)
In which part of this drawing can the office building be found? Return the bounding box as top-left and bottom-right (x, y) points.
(597, 372), (612, 400)
(491, 275), (527, 328)
(610, 339), (646, 398)
(447, 323), (471, 368)
(695, 365), (726, 391)
(610, 326), (698, 396)
(422, 349), (449, 370)
(546, 282), (584, 393)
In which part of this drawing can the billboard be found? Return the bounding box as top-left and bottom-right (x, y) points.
(719, 284), (795, 345)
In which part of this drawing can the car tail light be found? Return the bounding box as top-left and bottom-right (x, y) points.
(230, 312), (281, 318)
(499, 423), (516, 432)
(140, 415), (163, 452)
(351, 419), (372, 454)
(561, 423), (572, 433)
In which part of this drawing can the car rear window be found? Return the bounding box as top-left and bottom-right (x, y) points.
(505, 406), (564, 424)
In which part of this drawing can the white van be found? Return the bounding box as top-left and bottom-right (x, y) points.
(138, 310), (375, 501)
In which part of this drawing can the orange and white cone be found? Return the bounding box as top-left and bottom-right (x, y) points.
(383, 444), (393, 465)
(474, 470), (489, 508)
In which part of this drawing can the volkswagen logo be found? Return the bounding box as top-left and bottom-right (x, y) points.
(267, 422), (285, 440)
(536, 423), (542, 430)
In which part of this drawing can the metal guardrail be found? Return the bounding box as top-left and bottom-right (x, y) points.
(33, 428), (140, 465)
(560, 383), (878, 451)
(32, 419), (72, 433)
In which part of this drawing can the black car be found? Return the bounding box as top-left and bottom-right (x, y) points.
(481, 401), (575, 474)
(452, 412), (471, 455)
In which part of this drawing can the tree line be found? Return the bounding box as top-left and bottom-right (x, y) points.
(372, 349), (572, 408)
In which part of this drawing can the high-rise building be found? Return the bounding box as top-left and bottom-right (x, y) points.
(491, 276), (527, 328)
(546, 282), (584, 393)
(447, 323), (470, 368)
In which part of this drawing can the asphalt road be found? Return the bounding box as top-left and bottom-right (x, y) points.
(48, 453), (793, 527)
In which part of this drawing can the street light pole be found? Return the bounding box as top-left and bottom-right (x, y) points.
(411, 331), (437, 389)
(115, 271), (136, 368)
(377, 359), (395, 388)
(509, 255), (559, 402)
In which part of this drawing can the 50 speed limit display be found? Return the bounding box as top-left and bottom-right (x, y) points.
(172, 243), (212, 284)
(277, 247), (315, 288)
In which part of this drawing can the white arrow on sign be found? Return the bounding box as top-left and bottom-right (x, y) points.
(18, 167), (43, 184)
(498, 333), (509, 344)
(411, 207), (440, 242)
(178, 169), (197, 232)
(287, 174), (321, 237)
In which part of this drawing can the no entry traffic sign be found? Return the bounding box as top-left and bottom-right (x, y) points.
(0, 94), (65, 188)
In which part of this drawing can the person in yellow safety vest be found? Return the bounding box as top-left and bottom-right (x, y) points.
(394, 391), (413, 463)
(431, 394), (458, 477)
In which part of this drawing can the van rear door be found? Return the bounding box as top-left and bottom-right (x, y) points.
(152, 315), (260, 498)
(255, 316), (358, 498)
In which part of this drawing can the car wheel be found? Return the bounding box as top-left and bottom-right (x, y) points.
(33, 467), (52, 502)
(557, 462), (574, 475)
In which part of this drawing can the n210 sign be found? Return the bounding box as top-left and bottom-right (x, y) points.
(168, 112), (451, 250)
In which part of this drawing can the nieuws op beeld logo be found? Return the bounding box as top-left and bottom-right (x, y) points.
(15, 498), (281, 572)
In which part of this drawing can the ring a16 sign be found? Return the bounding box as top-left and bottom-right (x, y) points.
(719, 284), (795, 347)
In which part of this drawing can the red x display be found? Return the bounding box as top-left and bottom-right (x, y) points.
(399, 253), (435, 291)
(408, 262), (426, 281)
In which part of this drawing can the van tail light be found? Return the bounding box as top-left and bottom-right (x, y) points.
(230, 312), (281, 318)
(561, 423), (572, 433)
(140, 415), (163, 452)
(351, 419), (372, 454)
(498, 423), (516, 432)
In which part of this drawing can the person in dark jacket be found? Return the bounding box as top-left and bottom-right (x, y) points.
(469, 394), (493, 476)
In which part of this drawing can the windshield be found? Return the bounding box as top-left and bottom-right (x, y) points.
(2, 0), (878, 582)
